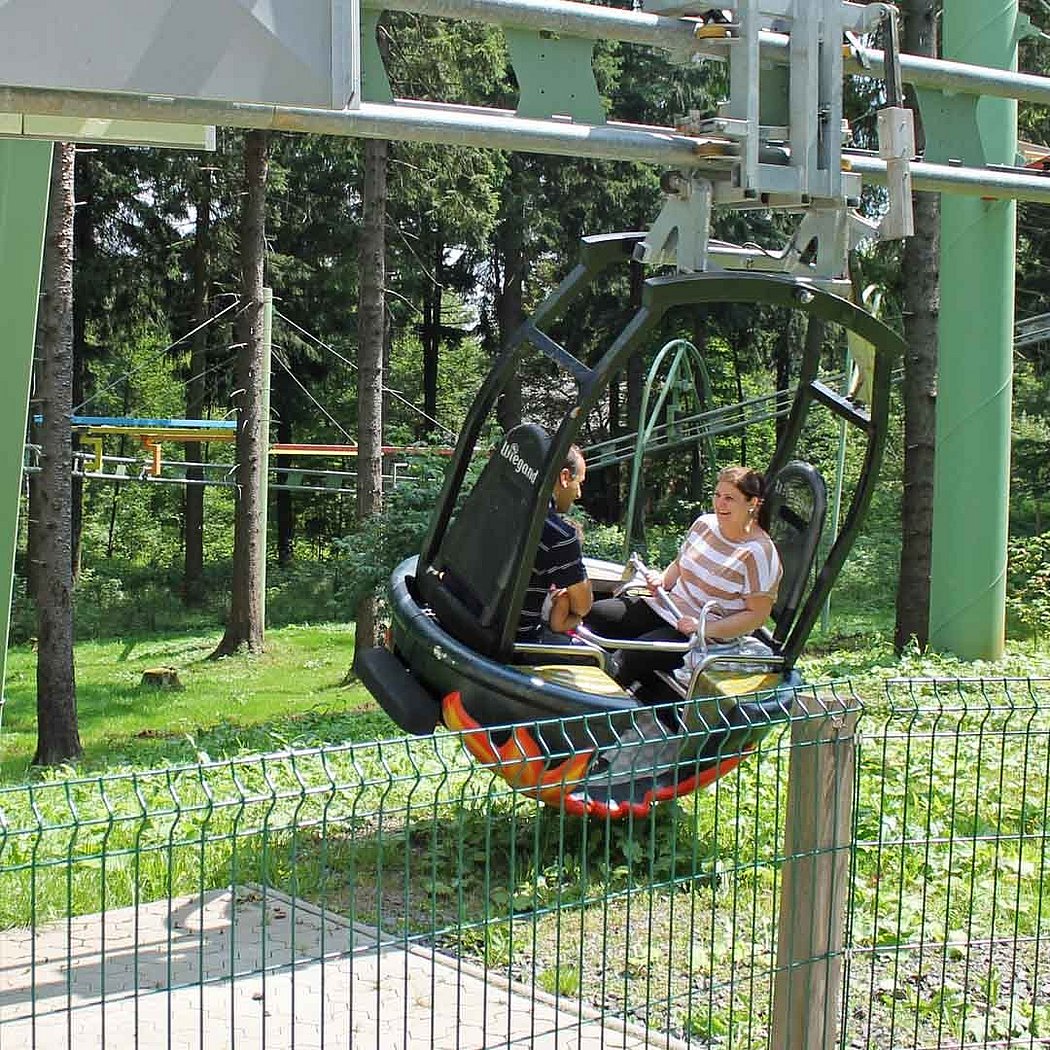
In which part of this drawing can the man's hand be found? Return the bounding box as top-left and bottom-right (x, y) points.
(644, 569), (664, 594)
(546, 587), (574, 633)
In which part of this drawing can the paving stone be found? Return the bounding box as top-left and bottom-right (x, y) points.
(0, 888), (685, 1049)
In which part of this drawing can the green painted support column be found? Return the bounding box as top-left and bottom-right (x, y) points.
(0, 139), (52, 718)
(927, 1), (1019, 659)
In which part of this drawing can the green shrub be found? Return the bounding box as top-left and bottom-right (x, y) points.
(266, 561), (353, 626)
(831, 483), (901, 614)
(1006, 533), (1050, 639)
(72, 565), (225, 639)
(333, 458), (455, 612)
(7, 576), (35, 645)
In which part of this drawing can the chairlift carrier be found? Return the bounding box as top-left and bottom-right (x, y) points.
(357, 232), (905, 818)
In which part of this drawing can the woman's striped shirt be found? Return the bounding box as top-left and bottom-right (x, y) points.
(666, 512), (782, 625)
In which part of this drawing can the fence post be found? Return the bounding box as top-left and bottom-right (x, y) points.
(770, 693), (859, 1050)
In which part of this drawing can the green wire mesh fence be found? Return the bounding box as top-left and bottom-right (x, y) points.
(846, 677), (1050, 1050)
(0, 677), (1046, 1049)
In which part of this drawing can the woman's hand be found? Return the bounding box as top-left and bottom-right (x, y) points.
(644, 569), (664, 594)
(676, 615), (699, 636)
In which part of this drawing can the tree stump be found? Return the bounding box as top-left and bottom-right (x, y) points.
(140, 666), (183, 690)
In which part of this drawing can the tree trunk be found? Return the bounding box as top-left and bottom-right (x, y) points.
(274, 373), (295, 566)
(494, 156), (526, 433)
(597, 375), (621, 523)
(26, 461), (41, 604)
(733, 339), (748, 465)
(105, 382), (130, 559)
(32, 142), (81, 766)
(354, 138), (388, 654)
(420, 235), (443, 439)
(70, 147), (94, 584)
(773, 312), (797, 447)
(212, 131), (269, 657)
(894, 0), (939, 653)
(184, 162), (212, 604)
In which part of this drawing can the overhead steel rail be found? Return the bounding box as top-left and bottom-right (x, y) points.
(2, 83), (1049, 205)
(583, 382), (797, 471)
(3, 2), (1050, 207)
(1014, 310), (1050, 349)
(371, 0), (1050, 108)
(579, 366), (908, 471)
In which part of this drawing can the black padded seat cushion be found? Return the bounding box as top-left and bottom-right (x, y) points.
(418, 423), (552, 658)
(760, 461), (827, 643)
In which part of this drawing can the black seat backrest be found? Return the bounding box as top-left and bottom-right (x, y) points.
(417, 423), (551, 658)
(759, 460), (828, 644)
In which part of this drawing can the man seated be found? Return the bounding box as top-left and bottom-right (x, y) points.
(516, 445), (593, 644)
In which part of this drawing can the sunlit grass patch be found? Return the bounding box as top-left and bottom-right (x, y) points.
(1, 624), (380, 781)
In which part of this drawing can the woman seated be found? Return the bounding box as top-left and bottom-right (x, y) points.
(586, 466), (783, 695)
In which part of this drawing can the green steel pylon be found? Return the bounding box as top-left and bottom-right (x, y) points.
(623, 339), (717, 561)
(927, 0), (1020, 659)
(0, 140), (52, 725)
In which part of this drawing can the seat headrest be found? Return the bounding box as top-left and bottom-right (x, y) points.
(761, 460), (827, 642)
(421, 423), (552, 658)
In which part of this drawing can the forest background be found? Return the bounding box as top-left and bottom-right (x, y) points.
(8, 0), (1050, 774)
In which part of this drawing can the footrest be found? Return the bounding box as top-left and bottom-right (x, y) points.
(810, 380), (872, 431)
(511, 663), (632, 698)
(702, 671), (784, 697)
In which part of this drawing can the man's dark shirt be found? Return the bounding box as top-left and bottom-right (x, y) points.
(517, 501), (586, 639)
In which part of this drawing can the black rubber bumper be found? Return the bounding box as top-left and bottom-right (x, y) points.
(354, 644), (442, 736)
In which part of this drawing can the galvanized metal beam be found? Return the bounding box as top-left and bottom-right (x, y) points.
(846, 153), (1050, 206)
(2, 84), (1050, 205)
(368, 0), (704, 55)
(848, 44), (1050, 109)
(0, 86), (706, 166)
(364, 0), (1050, 108)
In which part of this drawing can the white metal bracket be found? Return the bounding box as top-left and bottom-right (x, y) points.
(633, 173), (713, 272)
(636, 0), (911, 275)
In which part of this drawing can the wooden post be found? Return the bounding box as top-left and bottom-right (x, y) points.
(770, 693), (859, 1050)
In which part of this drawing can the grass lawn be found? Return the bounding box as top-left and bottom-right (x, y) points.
(1, 619), (1049, 1047)
(4, 615), (1049, 784)
(0, 623), (391, 782)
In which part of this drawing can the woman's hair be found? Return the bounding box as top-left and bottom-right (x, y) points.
(718, 465), (765, 501)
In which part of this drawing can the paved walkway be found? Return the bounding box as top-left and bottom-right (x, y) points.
(0, 888), (687, 1049)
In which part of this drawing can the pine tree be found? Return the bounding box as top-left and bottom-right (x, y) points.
(894, 0), (940, 653)
(32, 142), (81, 766)
(212, 130), (270, 656)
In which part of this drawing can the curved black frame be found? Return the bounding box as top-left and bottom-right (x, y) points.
(419, 232), (906, 669)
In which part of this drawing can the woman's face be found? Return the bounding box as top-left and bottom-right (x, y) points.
(713, 481), (758, 536)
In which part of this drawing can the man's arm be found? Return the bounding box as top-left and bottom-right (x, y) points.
(547, 578), (592, 633)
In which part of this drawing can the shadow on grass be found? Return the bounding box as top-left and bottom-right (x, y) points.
(1, 700), (392, 784)
(272, 798), (729, 946)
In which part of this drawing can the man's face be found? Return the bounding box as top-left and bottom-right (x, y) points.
(555, 459), (586, 513)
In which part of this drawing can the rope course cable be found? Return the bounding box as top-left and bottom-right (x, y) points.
(270, 348), (356, 444)
(73, 297), (244, 414)
(275, 309), (458, 441)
